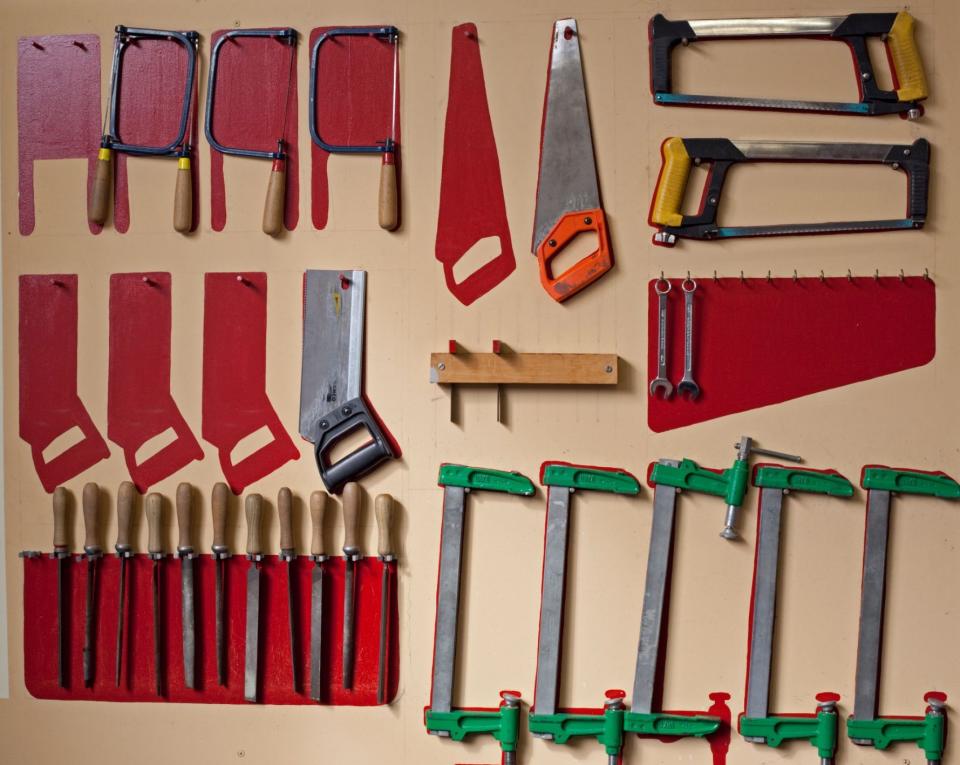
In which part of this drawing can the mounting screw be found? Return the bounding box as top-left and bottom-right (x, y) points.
(605, 365), (613, 373)
(892, 162), (900, 170)
(548, 239), (557, 247)
(903, 148), (911, 156)
(341, 406), (352, 416)
(708, 197), (717, 205)
(861, 72), (871, 81)
(437, 362), (446, 371)
(319, 420), (329, 429)
(583, 216), (592, 225)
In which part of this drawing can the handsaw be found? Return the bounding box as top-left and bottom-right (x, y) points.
(649, 138), (929, 246)
(532, 18), (612, 303)
(299, 270), (396, 494)
(650, 12), (928, 118)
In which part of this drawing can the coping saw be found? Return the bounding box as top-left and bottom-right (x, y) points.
(846, 466), (958, 765)
(309, 26), (400, 231)
(650, 137), (930, 246)
(528, 462), (640, 765)
(90, 26), (199, 233)
(205, 27), (297, 236)
(650, 12), (928, 118)
(740, 465), (855, 765)
(299, 270), (396, 494)
(533, 18), (612, 302)
(425, 464), (535, 765)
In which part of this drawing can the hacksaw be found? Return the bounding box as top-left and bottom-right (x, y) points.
(649, 138), (930, 246)
(649, 12), (929, 117)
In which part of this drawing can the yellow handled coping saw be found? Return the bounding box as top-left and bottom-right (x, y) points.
(650, 11), (928, 118)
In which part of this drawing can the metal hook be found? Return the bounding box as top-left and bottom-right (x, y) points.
(766, 270), (772, 284)
(713, 270), (718, 283)
(686, 270), (691, 282)
(740, 270), (745, 285)
(819, 270), (825, 283)
(141, 276), (157, 287)
(793, 269), (798, 283)
(924, 268), (931, 281)
(875, 268), (880, 281)
(899, 269), (905, 282)
(236, 275), (251, 286)
(847, 269), (853, 283)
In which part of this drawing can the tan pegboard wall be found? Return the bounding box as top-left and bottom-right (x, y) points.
(3, 1), (959, 764)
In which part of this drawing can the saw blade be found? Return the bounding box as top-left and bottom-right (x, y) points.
(532, 18), (600, 253)
(299, 269), (366, 444)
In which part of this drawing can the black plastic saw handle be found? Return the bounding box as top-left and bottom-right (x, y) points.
(314, 397), (395, 494)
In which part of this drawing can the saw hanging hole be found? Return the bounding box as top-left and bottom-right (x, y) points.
(543, 230), (599, 282)
(40, 426), (88, 464)
(866, 35), (895, 93)
(681, 160), (710, 215)
(718, 163), (905, 227)
(451, 236), (503, 286)
(672, 38), (858, 103)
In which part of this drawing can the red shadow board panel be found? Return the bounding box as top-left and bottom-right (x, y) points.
(23, 553), (398, 705)
(647, 276), (935, 433)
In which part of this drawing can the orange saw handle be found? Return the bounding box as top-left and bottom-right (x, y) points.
(536, 208), (612, 303)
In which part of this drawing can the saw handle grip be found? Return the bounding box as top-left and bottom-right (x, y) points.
(898, 139), (930, 223)
(648, 15), (697, 96)
(886, 12), (928, 103)
(245, 494), (263, 557)
(146, 493), (163, 556)
(211, 482), (230, 553)
(53, 487), (69, 550)
(176, 482), (193, 552)
(314, 397), (395, 495)
(378, 152), (399, 231)
(278, 487), (294, 553)
(82, 482), (101, 555)
(342, 483), (361, 556)
(89, 147), (112, 225)
(650, 137), (692, 229)
(262, 158), (286, 236)
(310, 491), (328, 557)
(375, 493), (395, 558)
(173, 156), (192, 234)
(535, 208), (612, 303)
(116, 481), (137, 552)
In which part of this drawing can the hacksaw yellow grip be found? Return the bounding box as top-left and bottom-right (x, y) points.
(649, 137), (691, 228)
(887, 12), (928, 103)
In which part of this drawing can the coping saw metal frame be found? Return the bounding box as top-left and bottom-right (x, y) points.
(104, 26), (199, 157)
(308, 26), (399, 154)
(649, 137), (930, 247)
(204, 27), (298, 161)
(649, 12), (928, 118)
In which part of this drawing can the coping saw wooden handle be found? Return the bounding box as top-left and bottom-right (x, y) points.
(262, 158), (286, 236)
(89, 147), (112, 225)
(173, 156), (192, 233)
(378, 151), (399, 231)
(535, 208), (612, 302)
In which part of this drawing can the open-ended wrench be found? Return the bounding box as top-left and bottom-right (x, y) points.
(649, 279), (673, 398)
(677, 278), (700, 400)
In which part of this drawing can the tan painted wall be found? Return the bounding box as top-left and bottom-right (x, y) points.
(2, 0), (959, 763)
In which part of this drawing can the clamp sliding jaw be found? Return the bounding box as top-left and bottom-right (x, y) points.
(425, 464), (535, 765)
(740, 465), (855, 765)
(847, 467), (959, 765)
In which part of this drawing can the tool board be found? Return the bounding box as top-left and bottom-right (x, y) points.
(2, 0), (960, 763)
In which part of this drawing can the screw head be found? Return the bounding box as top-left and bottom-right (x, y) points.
(548, 239), (557, 248)
(341, 406), (352, 416)
(584, 216), (592, 225)
(319, 419), (329, 429)
(437, 362), (446, 370)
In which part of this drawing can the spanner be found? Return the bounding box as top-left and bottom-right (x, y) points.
(649, 279), (673, 398)
(677, 278), (700, 400)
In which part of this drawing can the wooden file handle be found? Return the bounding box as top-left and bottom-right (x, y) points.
(310, 491), (328, 557)
(375, 494), (395, 558)
(342, 482), (361, 556)
(146, 493), (163, 556)
(245, 494), (263, 557)
(176, 482), (193, 552)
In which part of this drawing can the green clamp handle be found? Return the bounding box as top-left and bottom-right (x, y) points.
(650, 458), (745, 506)
(862, 467), (960, 498)
(425, 692), (521, 753)
(438, 464), (535, 496)
(529, 693), (625, 757)
(754, 467), (854, 497)
(541, 462), (640, 495)
(741, 704), (838, 758)
(623, 711), (721, 738)
(847, 694), (946, 761)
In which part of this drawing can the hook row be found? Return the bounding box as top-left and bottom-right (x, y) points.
(659, 269), (932, 284)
